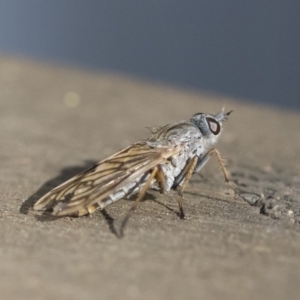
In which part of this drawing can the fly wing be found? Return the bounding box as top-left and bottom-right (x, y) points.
(33, 141), (181, 216)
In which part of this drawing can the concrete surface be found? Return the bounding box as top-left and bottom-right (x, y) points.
(0, 56), (300, 300)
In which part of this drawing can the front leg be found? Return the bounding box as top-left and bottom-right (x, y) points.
(203, 148), (255, 206)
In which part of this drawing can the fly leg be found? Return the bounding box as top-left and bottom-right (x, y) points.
(207, 148), (253, 205)
(176, 156), (198, 219)
(120, 166), (159, 236)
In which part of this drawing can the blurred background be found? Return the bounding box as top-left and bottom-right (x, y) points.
(0, 1), (299, 109)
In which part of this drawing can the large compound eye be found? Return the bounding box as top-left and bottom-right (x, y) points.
(206, 117), (220, 135)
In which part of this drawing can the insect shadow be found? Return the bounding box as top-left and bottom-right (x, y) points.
(100, 192), (181, 238)
(20, 160), (98, 216)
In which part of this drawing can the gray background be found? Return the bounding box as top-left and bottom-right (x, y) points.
(0, 1), (299, 109)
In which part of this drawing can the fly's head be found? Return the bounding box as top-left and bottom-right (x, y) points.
(191, 109), (233, 145)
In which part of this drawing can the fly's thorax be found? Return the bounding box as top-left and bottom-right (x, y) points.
(146, 120), (205, 192)
(148, 121), (202, 145)
(155, 138), (204, 192)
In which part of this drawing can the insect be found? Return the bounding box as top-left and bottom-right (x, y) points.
(33, 109), (244, 233)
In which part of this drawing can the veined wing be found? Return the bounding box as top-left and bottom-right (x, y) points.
(33, 141), (181, 216)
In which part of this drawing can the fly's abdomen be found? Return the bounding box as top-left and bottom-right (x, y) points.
(98, 172), (152, 209)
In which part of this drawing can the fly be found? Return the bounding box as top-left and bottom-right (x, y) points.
(33, 109), (246, 234)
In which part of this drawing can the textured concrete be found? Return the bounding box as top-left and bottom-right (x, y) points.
(0, 56), (300, 300)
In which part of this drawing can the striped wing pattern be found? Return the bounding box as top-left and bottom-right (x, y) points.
(33, 142), (180, 216)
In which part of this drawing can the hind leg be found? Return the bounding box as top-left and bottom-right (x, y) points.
(120, 167), (159, 235)
(176, 156), (198, 218)
(120, 165), (170, 236)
